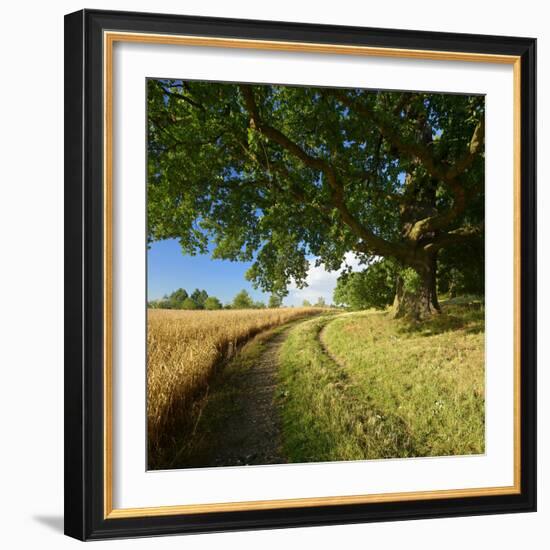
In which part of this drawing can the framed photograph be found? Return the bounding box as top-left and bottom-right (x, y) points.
(64, 9), (536, 540)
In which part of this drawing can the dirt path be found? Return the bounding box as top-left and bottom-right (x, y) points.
(207, 328), (290, 467)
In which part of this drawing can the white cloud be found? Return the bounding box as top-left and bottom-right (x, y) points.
(284, 252), (365, 306)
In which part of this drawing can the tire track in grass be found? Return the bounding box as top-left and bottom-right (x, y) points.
(278, 313), (415, 463)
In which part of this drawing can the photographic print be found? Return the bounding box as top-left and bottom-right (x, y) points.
(146, 80), (485, 471)
(65, 11), (536, 539)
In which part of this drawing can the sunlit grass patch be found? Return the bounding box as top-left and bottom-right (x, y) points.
(278, 304), (484, 463)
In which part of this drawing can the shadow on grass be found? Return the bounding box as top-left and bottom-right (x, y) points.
(397, 304), (485, 337)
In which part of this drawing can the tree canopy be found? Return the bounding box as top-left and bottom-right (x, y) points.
(148, 287), (270, 310)
(148, 80), (484, 318)
(149, 287), (190, 309)
(180, 297), (199, 310)
(268, 294), (283, 308)
(148, 287), (209, 310)
(334, 259), (397, 310)
(232, 289), (254, 309)
(203, 296), (223, 310)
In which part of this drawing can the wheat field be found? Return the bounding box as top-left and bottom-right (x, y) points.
(147, 307), (320, 467)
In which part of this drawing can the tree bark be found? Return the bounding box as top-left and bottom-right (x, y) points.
(391, 257), (441, 320)
(428, 254), (441, 312)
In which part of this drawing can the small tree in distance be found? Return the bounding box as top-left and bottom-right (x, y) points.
(204, 296), (222, 310)
(232, 290), (254, 309)
(268, 294), (283, 308)
(302, 299), (312, 307)
(181, 297), (199, 310)
(171, 288), (188, 304)
(315, 297), (327, 308)
(190, 289), (209, 308)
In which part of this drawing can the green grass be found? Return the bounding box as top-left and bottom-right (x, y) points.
(278, 304), (485, 463)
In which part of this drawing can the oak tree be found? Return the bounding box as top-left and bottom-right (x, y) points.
(148, 80), (484, 318)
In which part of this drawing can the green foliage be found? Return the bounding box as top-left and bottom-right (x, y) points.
(437, 240), (484, 297)
(181, 297), (199, 310)
(232, 290), (254, 309)
(314, 297), (327, 307)
(149, 287), (285, 312)
(302, 300), (312, 307)
(151, 288), (190, 309)
(268, 294), (283, 308)
(171, 288), (188, 304)
(204, 296), (222, 310)
(149, 287), (219, 310)
(333, 260), (397, 310)
(190, 289), (209, 308)
(147, 80), (485, 301)
(401, 267), (422, 294)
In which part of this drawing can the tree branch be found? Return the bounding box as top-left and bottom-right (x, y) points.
(445, 119), (485, 180)
(322, 89), (444, 177)
(240, 85), (334, 175)
(239, 85), (409, 260)
(324, 89), (483, 239)
(233, 135), (336, 227)
(422, 224), (483, 253)
(162, 87), (205, 111)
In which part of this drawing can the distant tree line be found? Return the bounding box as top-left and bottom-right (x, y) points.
(148, 288), (288, 310)
(301, 297), (327, 308)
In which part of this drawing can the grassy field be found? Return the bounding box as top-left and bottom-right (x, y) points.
(147, 307), (321, 468)
(278, 302), (485, 463)
(148, 301), (485, 468)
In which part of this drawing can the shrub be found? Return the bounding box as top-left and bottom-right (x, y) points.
(204, 296), (222, 310)
(232, 289), (254, 309)
(333, 260), (397, 310)
(180, 297), (199, 310)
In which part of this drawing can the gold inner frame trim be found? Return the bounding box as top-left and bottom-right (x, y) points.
(103, 30), (522, 519)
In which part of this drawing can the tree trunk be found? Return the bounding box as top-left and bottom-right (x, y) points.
(392, 258), (441, 320)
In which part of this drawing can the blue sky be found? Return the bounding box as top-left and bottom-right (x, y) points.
(147, 239), (269, 305)
(147, 239), (363, 306)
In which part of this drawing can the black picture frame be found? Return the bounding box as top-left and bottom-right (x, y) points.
(64, 8), (536, 541)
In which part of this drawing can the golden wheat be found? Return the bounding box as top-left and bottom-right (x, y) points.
(147, 307), (320, 465)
